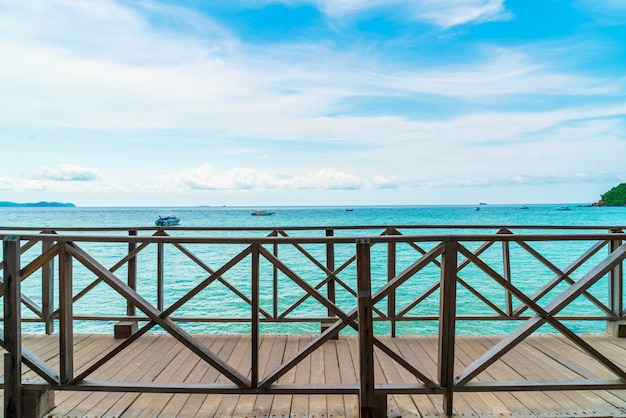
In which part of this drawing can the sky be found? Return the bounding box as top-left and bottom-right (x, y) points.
(1, 0), (626, 207)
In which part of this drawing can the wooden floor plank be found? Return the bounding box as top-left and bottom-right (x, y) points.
(66, 335), (161, 417)
(191, 335), (247, 417)
(374, 338), (420, 417)
(158, 335), (228, 417)
(335, 337), (358, 418)
(459, 336), (535, 416)
(3, 333), (626, 417)
(290, 335), (313, 418)
(453, 337), (522, 417)
(308, 338), (328, 418)
(99, 335), (188, 418)
(269, 335), (300, 418)
(389, 336), (441, 417)
(211, 335), (254, 417)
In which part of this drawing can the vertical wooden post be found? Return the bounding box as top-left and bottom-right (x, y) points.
(41, 233), (55, 335)
(386, 229), (398, 338)
(438, 240), (458, 416)
(157, 241), (164, 311)
(271, 230), (279, 319)
(326, 229), (335, 316)
(59, 242), (74, 384)
(499, 229), (513, 316)
(127, 230), (137, 316)
(357, 238), (387, 417)
(608, 229), (624, 337)
(609, 229), (623, 317)
(4, 236), (22, 418)
(251, 243), (260, 388)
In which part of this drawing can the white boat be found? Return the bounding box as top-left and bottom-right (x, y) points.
(155, 215), (180, 226)
(252, 210), (274, 216)
(557, 206), (571, 211)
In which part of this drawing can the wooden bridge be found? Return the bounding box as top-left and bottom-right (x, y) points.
(1, 224), (625, 417)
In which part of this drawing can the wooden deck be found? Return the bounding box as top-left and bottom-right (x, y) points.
(3, 333), (626, 417)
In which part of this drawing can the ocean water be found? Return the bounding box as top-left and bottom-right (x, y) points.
(1, 204), (625, 336)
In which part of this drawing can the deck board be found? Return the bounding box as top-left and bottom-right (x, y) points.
(1, 333), (625, 417)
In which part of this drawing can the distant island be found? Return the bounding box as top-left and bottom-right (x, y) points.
(593, 182), (626, 206)
(0, 201), (76, 208)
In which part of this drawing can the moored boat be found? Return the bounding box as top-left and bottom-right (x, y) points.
(252, 210), (274, 216)
(155, 215), (181, 226)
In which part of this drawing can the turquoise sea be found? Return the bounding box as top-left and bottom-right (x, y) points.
(1, 204), (625, 336)
(1, 203), (625, 229)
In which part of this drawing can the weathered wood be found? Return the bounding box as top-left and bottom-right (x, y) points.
(65, 242), (251, 388)
(438, 240), (458, 416)
(251, 243), (260, 388)
(41, 236), (56, 335)
(609, 230), (624, 323)
(127, 229), (137, 316)
(455, 242), (626, 386)
(3, 237), (21, 418)
(356, 238), (387, 417)
(4, 333), (626, 417)
(58, 242), (74, 385)
(114, 320), (138, 339)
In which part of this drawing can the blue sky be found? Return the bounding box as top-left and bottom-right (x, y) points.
(1, 0), (626, 207)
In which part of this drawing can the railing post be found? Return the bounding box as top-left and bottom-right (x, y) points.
(4, 236), (22, 418)
(499, 228), (513, 316)
(157, 240), (164, 311)
(326, 229), (335, 315)
(251, 243), (260, 388)
(41, 232), (55, 335)
(608, 228), (624, 337)
(271, 230), (279, 319)
(438, 239), (458, 416)
(386, 228), (399, 338)
(59, 242), (74, 384)
(356, 238), (387, 417)
(114, 230), (139, 339)
(127, 230), (137, 316)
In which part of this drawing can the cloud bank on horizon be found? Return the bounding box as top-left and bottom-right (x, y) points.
(1, 0), (625, 206)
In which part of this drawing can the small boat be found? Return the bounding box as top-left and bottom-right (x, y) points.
(557, 206), (571, 211)
(519, 205), (529, 209)
(251, 210), (274, 216)
(346, 208), (354, 212)
(155, 215), (180, 226)
(474, 207), (480, 211)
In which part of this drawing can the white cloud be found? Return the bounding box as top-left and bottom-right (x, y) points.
(36, 164), (100, 181)
(154, 164), (396, 191)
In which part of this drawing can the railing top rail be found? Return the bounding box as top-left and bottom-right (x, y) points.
(0, 224), (624, 233)
(3, 232), (626, 244)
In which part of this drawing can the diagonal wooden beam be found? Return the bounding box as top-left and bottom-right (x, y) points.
(455, 242), (626, 386)
(70, 245), (254, 384)
(259, 246), (357, 327)
(65, 241), (251, 388)
(514, 239), (611, 316)
(170, 241), (273, 319)
(0, 328), (59, 384)
(260, 243), (444, 389)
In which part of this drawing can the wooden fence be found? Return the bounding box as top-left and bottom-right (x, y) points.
(1, 225), (626, 417)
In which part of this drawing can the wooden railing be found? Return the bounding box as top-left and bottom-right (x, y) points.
(1, 225), (626, 417)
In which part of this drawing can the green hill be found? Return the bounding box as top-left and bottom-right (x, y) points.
(597, 183), (626, 206)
